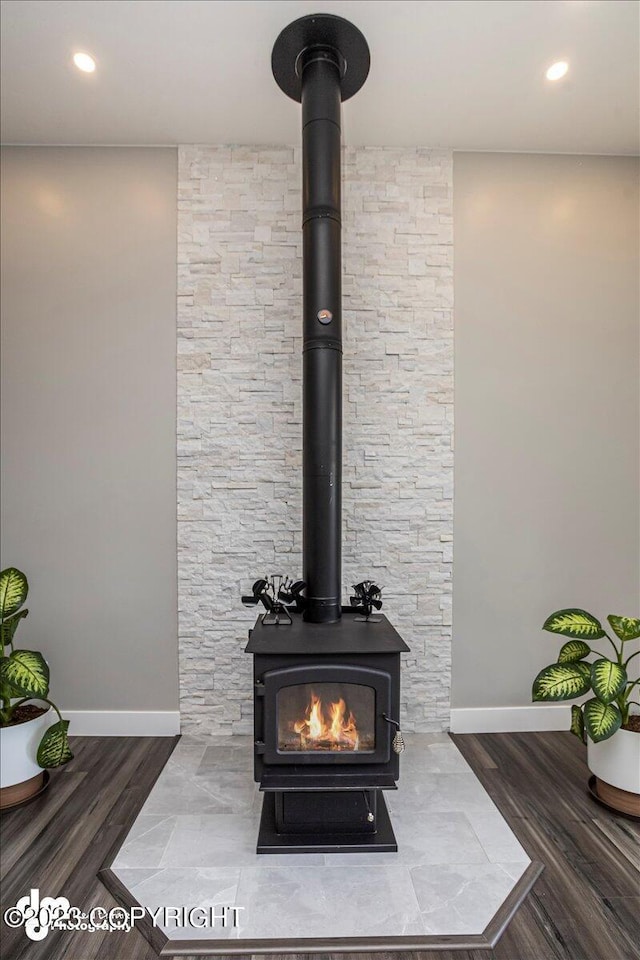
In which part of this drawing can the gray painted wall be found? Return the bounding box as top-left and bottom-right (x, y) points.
(452, 153), (640, 709)
(2, 146), (636, 719)
(1, 147), (179, 711)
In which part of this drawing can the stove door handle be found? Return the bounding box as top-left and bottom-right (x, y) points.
(382, 714), (406, 754)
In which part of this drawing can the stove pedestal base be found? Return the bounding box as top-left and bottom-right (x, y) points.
(256, 790), (397, 854)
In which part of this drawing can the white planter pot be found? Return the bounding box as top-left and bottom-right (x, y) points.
(0, 704), (52, 789)
(587, 727), (640, 795)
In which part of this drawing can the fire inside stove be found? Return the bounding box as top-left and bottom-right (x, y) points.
(277, 682), (375, 753)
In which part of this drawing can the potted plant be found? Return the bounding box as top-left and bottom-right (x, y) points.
(0, 567), (73, 809)
(532, 609), (640, 816)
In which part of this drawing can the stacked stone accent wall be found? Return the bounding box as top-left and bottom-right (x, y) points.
(178, 145), (453, 734)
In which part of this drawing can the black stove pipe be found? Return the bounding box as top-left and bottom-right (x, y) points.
(272, 15), (370, 624)
(300, 50), (343, 623)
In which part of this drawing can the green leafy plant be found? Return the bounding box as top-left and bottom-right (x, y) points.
(0, 567), (73, 768)
(532, 609), (640, 743)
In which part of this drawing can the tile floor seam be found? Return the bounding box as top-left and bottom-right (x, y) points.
(463, 813), (511, 863)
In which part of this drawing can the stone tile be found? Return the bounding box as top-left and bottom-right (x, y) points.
(387, 772), (497, 815)
(500, 861), (529, 882)
(177, 146), (454, 737)
(400, 741), (471, 778)
(193, 770), (257, 814)
(140, 769), (238, 816)
(402, 732), (451, 748)
(465, 809), (529, 863)
(326, 811), (487, 868)
(160, 815), (259, 868)
(166, 738), (208, 775)
(113, 867), (166, 888)
(393, 810), (490, 865)
(249, 853), (325, 867)
(235, 864), (423, 938)
(202, 734), (253, 749)
(121, 814), (172, 844)
(124, 867), (241, 941)
(114, 735), (530, 943)
(196, 743), (254, 773)
(410, 862), (527, 934)
(424, 741), (473, 773)
(112, 817), (176, 869)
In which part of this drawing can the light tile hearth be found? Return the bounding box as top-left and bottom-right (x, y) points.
(111, 733), (532, 946)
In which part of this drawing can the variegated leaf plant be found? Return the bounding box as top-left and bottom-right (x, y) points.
(0, 567), (73, 768)
(533, 608), (640, 743)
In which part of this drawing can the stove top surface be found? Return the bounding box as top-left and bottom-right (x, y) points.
(245, 611), (410, 655)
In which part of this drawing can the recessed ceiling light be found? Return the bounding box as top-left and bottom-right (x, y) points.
(73, 52), (96, 74)
(546, 61), (569, 82)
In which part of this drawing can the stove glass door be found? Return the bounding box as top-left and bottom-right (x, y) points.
(277, 682), (375, 754)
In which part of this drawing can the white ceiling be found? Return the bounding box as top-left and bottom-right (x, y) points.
(1, 0), (638, 154)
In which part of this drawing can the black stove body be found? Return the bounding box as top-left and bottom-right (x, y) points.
(244, 14), (410, 854)
(247, 613), (409, 853)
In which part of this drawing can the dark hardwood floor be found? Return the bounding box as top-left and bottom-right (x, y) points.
(0, 736), (178, 960)
(1, 731), (638, 960)
(452, 732), (640, 960)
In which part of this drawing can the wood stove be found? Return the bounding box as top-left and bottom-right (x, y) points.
(247, 613), (409, 853)
(243, 14), (410, 854)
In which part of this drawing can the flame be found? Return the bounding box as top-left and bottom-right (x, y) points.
(293, 692), (360, 750)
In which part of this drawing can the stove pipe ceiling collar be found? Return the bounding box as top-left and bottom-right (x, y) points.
(272, 14), (370, 624)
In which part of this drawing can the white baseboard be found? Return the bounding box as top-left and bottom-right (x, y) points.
(63, 711), (180, 737)
(64, 707), (570, 737)
(450, 704), (571, 734)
